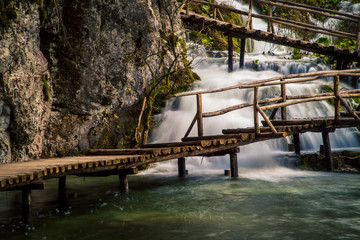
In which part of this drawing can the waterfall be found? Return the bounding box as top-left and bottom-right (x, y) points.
(147, 1), (360, 176)
(149, 57), (360, 175)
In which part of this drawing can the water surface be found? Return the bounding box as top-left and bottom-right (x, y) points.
(1, 168), (360, 240)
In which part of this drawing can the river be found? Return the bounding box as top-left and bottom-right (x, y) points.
(1, 171), (360, 240)
(1, 0), (360, 239)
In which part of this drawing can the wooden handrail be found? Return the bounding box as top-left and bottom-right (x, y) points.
(255, 0), (358, 23)
(174, 69), (360, 97)
(185, 0), (360, 50)
(180, 70), (360, 137)
(269, 0), (360, 20)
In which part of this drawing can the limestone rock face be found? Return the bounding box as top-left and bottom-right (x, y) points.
(0, 0), (184, 162)
(0, 3), (51, 163)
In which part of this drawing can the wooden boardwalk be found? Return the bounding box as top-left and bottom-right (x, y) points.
(2, 69), (360, 192)
(1, 69), (360, 222)
(1, 117), (358, 191)
(181, 11), (359, 61)
(180, 0), (360, 64)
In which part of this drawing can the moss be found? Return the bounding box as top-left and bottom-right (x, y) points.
(0, 0), (58, 32)
(188, 2), (247, 53)
(42, 74), (50, 101)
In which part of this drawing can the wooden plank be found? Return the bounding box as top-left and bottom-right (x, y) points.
(87, 149), (158, 155)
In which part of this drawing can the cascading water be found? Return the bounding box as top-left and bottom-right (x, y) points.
(150, 59), (360, 178)
(149, 1), (360, 179)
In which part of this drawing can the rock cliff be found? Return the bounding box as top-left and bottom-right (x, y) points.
(0, 0), (186, 163)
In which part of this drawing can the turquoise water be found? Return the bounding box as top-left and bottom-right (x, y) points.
(1, 167), (360, 240)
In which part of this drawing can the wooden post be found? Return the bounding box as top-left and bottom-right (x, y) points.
(186, 0), (190, 15)
(254, 87), (260, 134)
(230, 152), (238, 178)
(228, 35), (233, 72)
(119, 172), (129, 191)
(336, 59), (343, 70)
(322, 131), (334, 172)
(240, 38), (246, 69)
(196, 94), (203, 136)
(213, 0), (217, 19)
(293, 133), (300, 154)
(178, 157), (186, 178)
(58, 176), (66, 200)
(267, 4), (274, 33)
(356, 19), (360, 54)
(58, 176), (67, 209)
(246, 0), (253, 30)
(334, 75), (340, 121)
(281, 78), (286, 120)
(22, 188), (31, 223)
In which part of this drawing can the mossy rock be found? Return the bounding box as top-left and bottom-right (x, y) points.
(300, 153), (326, 170)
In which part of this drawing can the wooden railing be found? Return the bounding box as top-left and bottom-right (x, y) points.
(183, 0), (360, 52)
(174, 69), (360, 137)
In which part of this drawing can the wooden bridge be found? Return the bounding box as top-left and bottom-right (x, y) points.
(1, 69), (360, 220)
(180, 0), (360, 71)
(2, 1), (360, 220)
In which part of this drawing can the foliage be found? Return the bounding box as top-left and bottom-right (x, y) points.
(291, 48), (305, 60)
(316, 37), (330, 46)
(249, 0), (340, 40)
(188, 2), (244, 52)
(134, 5), (199, 146)
(42, 74), (50, 101)
(337, 39), (356, 51)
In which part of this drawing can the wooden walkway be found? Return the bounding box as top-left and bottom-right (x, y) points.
(1, 69), (360, 192)
(0, 118), (357, 191)
(181, 11), (359, 60)
(180, 0), (360, 63)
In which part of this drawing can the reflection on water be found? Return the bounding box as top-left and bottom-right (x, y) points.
(1, 171), (360, 240)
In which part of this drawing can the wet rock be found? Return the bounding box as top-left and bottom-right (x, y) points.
(0, 0), (185, 162)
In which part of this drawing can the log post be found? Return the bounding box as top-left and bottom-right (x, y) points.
(178, 157), (186, 178)
(228, 35), (233, 72)
(254, 87), (260, 134)
(246, 0), (253, 30)
(336, 59), (343, 70)
(267, 4), (274, 33)
(334, 75), (340, 121)
(58, 176), (68, 209)
(281, 78), (287, 120)
(119, 172), (129, 191)
(293, 133), (301, 154)
(213, 0), (217, 19)
(322, 131), (334, 171)
(186, 0), (190, 15)
(196, 94), (204, 136)
(58, 176), (66, 200)
(240, 38), (246, 69)
(230, 150), (239, 178)
(22, 188), (31, 223)
(356, 19), (360, 54)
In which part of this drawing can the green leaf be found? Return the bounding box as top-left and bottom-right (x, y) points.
(316, 37), (330, 46)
